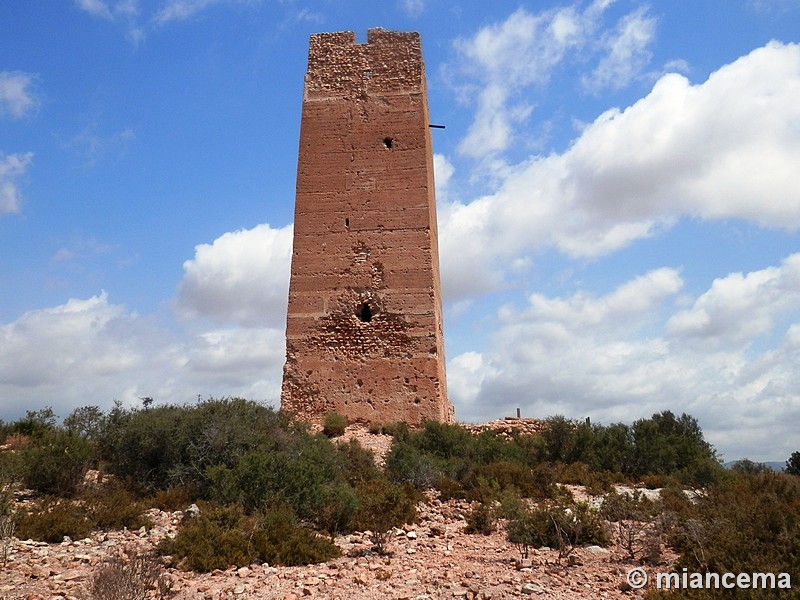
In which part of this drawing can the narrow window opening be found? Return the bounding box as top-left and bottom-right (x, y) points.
(357, 303), (373, 323)
(383, 137), (393, 149)
(345, 217), (350, 229)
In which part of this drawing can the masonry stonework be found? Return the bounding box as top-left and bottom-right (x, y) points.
(281, 28), (454, 426)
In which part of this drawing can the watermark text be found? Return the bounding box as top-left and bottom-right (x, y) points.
(626, 567), (792, 591)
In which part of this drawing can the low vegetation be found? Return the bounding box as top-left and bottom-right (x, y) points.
(1, 399), (798, 599)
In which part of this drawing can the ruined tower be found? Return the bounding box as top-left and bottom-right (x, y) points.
(281, 28), (454, 426)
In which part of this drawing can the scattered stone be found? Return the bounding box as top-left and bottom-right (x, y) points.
(185, 503), (201, 518)
(521, 582), (545, 595)
(515, 558), (533, 570)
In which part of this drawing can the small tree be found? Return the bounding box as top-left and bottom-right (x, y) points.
(64, 405), (107, 440)
(322, 413), (348, 438)
(786, 451), (800, 476)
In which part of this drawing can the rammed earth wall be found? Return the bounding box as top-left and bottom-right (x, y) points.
(281, 29), (454, 426)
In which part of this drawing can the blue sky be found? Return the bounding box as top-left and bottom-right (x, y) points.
(2, 0), (800, 462)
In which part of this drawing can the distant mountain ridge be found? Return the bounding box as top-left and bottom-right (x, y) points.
(724, 460), (785, 471)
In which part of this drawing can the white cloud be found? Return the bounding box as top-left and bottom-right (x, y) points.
(667, 253), (800, 347)
(449, 259), (800, 461)
(65, 126), (136, 167)
(154, 0), (220, 24)
(0, 292), (285, 422)
(433, 153), (455, 203)
(400, 0), (424, 18)
(453, 6), (591, 158)
(583, 6), (656, 91)
(154, 0), (259, 25)
(73, 0), (255, 40)
(75, 0), (115, 20)
(0, 72), (39, 119)
(0, 152), (34, 214)
(176, 223), (293, 327)
(452, 2), (654, 159)
(439, 41), (800, 299)
(0, 293), (137, 389)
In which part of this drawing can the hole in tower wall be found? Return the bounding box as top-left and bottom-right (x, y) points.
(357, 303), (373, 323)
(345, 217), (350, 229)
(383, 137), (393, 149)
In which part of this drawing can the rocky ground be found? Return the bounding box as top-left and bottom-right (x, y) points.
(1, 424), (674, 600)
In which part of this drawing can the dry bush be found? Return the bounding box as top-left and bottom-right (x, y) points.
(0, 513), (15, 567)
(600, 489), (664, 562)
(83, 551), (173, 600)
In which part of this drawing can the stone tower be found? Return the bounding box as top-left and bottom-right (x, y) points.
(281, 28), (454, 426)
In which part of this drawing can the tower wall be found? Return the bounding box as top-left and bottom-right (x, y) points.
(281, 28), (454, 426)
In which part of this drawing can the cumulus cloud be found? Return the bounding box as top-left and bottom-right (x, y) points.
(0, 71), (39, 119)
(176, 223), (293, 327)
(0, 293), (134, 388)
(0, 152), (34, 214)
(667, 253), (800, 347)
(0, 292), (285, 422)
(448, 258), (800, 461)
(452, 1), (654, 159)
(438, 41), (800, 299)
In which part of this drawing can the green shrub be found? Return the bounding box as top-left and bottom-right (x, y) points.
(465, 502), (496, 535)
(15, 498), (93, 543)
(63, 405), (108, 441)
(506, 507), (551, 559)
(668, 471), (800, 584)
(409, 421), (473, 461)
(630, 412), (721, 484)
(353, 479), (418, 553)
(599, 489), (660, 522)
(9, 408), (57, 438)
(538, 416), (585, 464)
(16, 430), (95, 496)
(102, 398), (292, 493)
(147, 485), (195, 512)
(322, 413), (348, 438)
(207, 433), (342, 521)
(462, 461), (544, 501)
(385, 441), (442, 490)
(471, 430), (527, 465)
(506, 501), (609, 560)
(335, 438), (380, 486)
(84, 480), (152, 531)
(556, 462), (617, 494)
(600, 490), (663, 562)
(258, 504), (341, 566)
(14, 481), (151, 543)
(161, 502), (339, 572)
(316, 482), (359, 539)
(528, 411), (721, 487)
(374, 422), (410, 441)
(435, 476), (466, 501)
